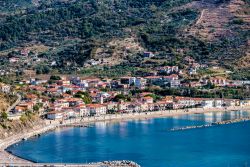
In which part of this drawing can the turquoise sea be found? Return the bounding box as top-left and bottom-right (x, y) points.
(7, 111), (250, 167)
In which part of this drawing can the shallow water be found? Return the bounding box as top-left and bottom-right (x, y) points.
(7, 111), (250, 167)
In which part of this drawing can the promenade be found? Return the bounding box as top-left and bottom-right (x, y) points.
(1, 105), (250, 166)
(62, 106), (250, 126)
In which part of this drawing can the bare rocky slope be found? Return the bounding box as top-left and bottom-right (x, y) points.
(185, 0), (249, 69)
(0, 115), (45, 140)
(0, 93), (13, 113)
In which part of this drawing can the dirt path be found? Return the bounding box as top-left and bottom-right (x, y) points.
(6, 93), (21, 113)
(186, 0), (234, 40)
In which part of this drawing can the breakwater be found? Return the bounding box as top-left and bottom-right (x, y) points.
(170, 117), (250, 131)
(0, 161), (140, 167)
(101, 160), (140, 167)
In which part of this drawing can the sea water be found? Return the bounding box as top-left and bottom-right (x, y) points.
(7, 110), (250, 167)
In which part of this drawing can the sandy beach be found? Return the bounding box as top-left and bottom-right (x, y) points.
(1, 106), (250, 166)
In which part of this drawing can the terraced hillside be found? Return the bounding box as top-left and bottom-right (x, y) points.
(183, 0), (249, 69)
(186, 0), (232, 40)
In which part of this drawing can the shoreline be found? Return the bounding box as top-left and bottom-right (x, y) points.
(1, 106), (250, 165)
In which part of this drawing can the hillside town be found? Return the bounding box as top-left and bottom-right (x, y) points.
(1, 48), (250, 121)
(1, 68), (250, 121)
(0, 0), (250, 165)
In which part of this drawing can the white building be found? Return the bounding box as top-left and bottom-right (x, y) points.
(55, 99), (69, 108)
(240, 100), (250, 106)
(135, 77), (147, 89)
(157, 66), (179, 74)
(201, 99), (224, 108)
(214, 99), (223, 108)
(120, 77), (136, 85)
(170, 80), (181, 88)
(143, 52), (154, 58)
(47, 111), (64, 120)
(75, 106), (89, 117)
(141, 96), (154, 104)
(86, 104), (106, 116)
(0, 83), (11, 93)
(201, 99), (214, 108)
(189, 68), (197, 75)
(9, 57), (19, 63)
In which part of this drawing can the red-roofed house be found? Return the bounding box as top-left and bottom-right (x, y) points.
(86, 104), (106, 116)
(141, 96), (154, 104)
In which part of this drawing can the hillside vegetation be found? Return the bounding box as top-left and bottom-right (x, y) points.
(0, 0), (249, 73)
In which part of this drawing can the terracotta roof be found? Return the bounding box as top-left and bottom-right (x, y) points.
(19, 102), (34, 106)
(143, 96), (153, 99)
(47, 88), (58, 92)
(26, 94), (38, 99)
(64, 98), (82, 102)
(86, 104), (105, 108)
(62, 93), (72, 97)
(15, 106), (26, 111)
(145, 76), (162, 79)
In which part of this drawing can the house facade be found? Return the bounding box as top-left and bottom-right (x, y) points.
(86, 104), (107, 116)
(47, 111), (64, 120)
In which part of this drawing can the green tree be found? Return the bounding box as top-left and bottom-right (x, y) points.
(113, 94), (126, 102)
(66, 90), (72, 94)
(50, 75), (61, 80)
(0, 112), (8, 122)
(50, 97), (56, 103)
(33, 105), (40, 112)
(74, 91), (92, 104)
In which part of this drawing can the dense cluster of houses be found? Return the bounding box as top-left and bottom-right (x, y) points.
(2, 47), (250, 89)
(186, 77), (250, 88)
(8, 48), (42, 64)
(15, 66), (250, 90)
(2, 50), (249, 120)
(9, 75), (250, 120)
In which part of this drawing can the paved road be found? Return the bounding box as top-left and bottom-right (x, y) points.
(6, 93), (21, 113)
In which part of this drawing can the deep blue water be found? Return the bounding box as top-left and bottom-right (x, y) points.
(7, 111), (250, 167)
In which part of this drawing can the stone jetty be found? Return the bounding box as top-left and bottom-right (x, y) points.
(170, 117), (250, 131)
(101, 160), (141, 167)
(0, 160), (140, 167)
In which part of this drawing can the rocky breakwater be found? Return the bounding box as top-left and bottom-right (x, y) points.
(170, 117), (250, 131)
(97, 160), (141, 167)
